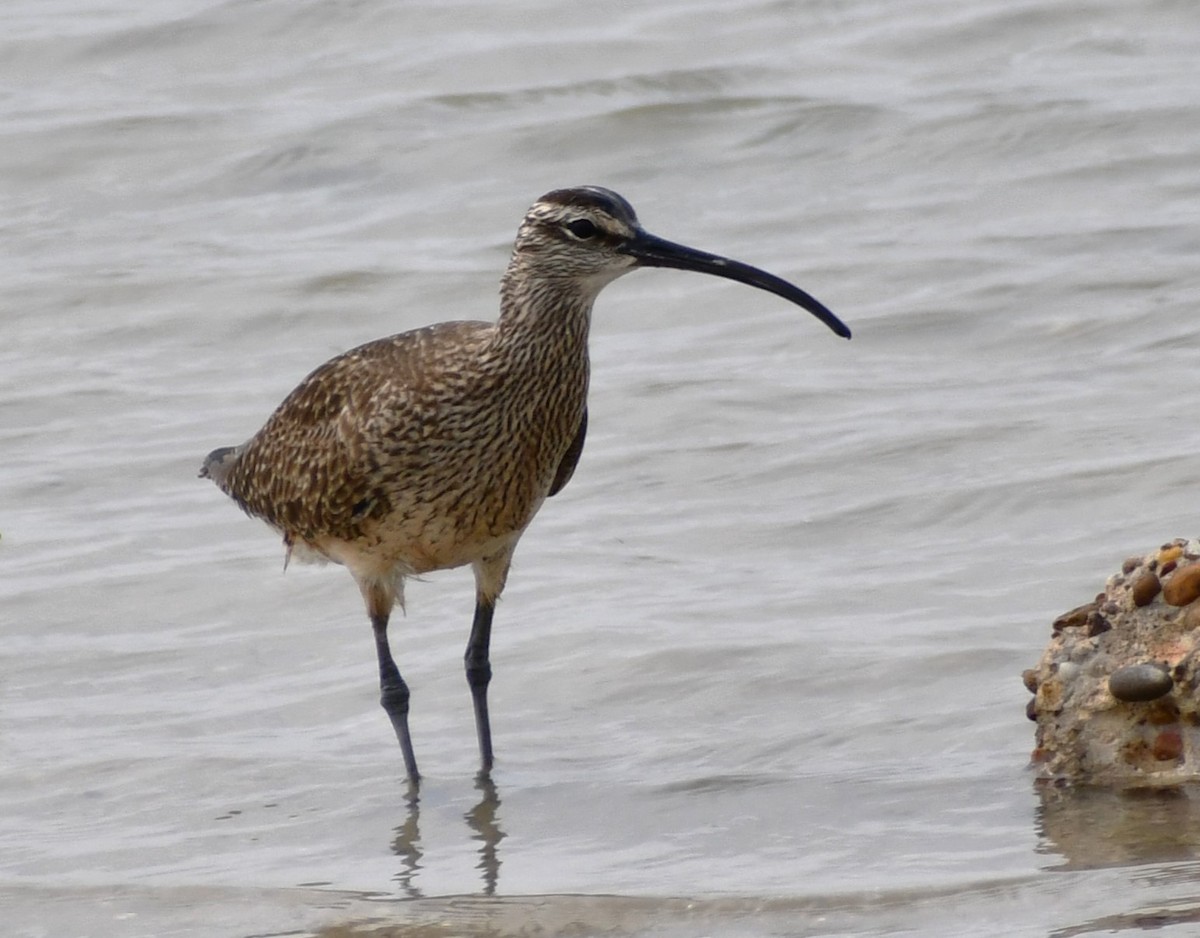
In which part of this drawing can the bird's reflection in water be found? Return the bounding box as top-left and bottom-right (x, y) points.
(388, 776), (505, 897)
(389, 781), (423, 898)
(466, 773), (504, 896)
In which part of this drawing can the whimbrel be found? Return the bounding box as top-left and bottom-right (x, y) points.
(201, 186), (850, 783)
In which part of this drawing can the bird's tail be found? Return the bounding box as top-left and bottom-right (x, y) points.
(198, 445), (242, 489)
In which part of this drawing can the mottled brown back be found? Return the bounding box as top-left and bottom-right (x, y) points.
(215, 318), (587, 572)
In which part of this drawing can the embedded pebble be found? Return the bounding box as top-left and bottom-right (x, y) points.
(1052, 602), (1096, 632)
(1108, 663), (1173, 703)
(1036, 677), (1064, 713)
(1153, 729), (1183, 762)
(1159, 545), (1184, 566)
(1146, 701), (1180, 726)
(1163, 564), (1200, 607)
(1087, 612), (1111, 637)
(1131, 572), (1161, 607)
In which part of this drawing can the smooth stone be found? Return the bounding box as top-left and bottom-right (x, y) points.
(1108, 663), (1174, 703)
(1163, 563), (1200, 606)
(1131, 571), (1161, 607)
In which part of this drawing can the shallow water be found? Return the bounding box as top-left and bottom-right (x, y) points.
(5, 0), (1200, 935)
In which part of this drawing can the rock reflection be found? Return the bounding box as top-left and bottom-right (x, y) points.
(389, 782), (423, 898)
(1050, 903), (1200, 938)
(465, 773), (504, 896)
(1036, 783), (1200, 869)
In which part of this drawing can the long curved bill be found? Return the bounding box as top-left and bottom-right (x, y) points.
(620, 230), (851, 339)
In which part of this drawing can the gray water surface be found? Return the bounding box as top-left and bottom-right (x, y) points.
(5, 1), (1200, 935)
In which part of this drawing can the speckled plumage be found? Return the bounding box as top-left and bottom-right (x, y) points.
(210, 317), (586, 605)
(201, 185), (849, 782)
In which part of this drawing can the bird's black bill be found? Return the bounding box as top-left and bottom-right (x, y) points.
(621, 231), (851, 339)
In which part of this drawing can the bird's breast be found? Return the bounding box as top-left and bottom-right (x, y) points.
(358, 359), (587, 570)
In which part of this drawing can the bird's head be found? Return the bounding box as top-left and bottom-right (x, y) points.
(509, 185), (850, 339)
(510, 186), (644, 295)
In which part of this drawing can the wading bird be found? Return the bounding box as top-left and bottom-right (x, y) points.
(201, 186), (850, 783)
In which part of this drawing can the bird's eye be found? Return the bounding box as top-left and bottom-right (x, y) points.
(565, 218), (599, 240)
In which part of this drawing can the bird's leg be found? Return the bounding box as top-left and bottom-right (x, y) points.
(464, 599), (495, 775)
(467, 551), (512, 776)
(373, 611), (420, 783)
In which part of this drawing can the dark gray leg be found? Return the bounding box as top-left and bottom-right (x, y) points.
(464, 599), (495, 774)
(373, 612), (419, 783)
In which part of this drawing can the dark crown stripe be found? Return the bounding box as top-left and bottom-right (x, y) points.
(537, 186), (638, 224)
